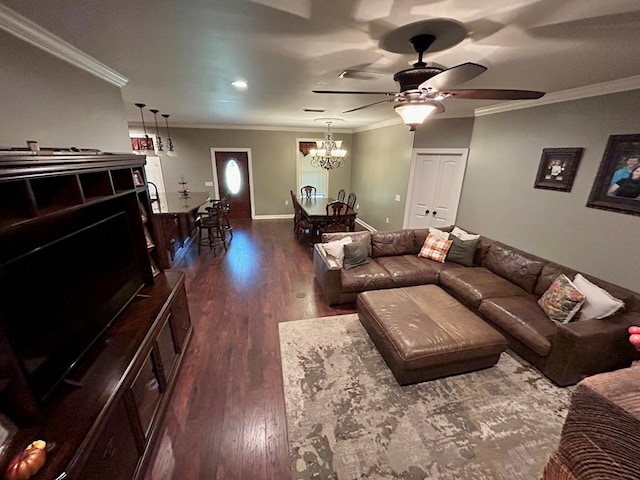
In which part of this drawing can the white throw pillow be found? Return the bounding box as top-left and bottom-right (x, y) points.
(451, 226), (480, 241)
(428, 227), (449, 241)
(572, 273), (624, 319)
(323, 237), (352, 268)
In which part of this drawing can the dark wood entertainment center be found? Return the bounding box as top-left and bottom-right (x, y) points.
(0, 151), (192, 479)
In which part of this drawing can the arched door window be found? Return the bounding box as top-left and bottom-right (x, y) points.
(225, 158), (242, 195)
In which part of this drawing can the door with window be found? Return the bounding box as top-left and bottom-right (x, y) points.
(213, 151), (252, 219)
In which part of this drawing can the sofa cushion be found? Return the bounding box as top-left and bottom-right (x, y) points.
(483, 242), (546, 293)
(535, 262), (580, 297)
(371, 230), (415, 258)
(572, 274), (625, 319)
(418, 234), (452, 263)
(376, 255), (439, 287)
(343, 239), (369, 270)
(446, 233), (479, 267)
(341, 259), (394, 293)
(412, 225), (454, 254)
(322, 231), (372, 257)
(440, 267), (529, 308)
(323, 236), (352, 268)
(479, 296), (558, 357)
(538, 274), (586, 323)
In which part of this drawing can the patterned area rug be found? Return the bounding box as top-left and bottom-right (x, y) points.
(279, 314), (573, 480)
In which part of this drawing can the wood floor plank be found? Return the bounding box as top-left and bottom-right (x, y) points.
(143, 219), (356, 480)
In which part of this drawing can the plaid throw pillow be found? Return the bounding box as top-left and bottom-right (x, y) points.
(418, 234), (453, 263)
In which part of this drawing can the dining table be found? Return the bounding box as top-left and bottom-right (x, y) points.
(298, 196), (357, 240)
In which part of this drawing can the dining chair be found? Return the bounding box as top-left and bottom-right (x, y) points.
(319, 201), (350, 235)
(300, 185), (316, 198)
(292, 195), (314, 241)
(337, 189), (345, 202)
(347, 192), (357, 209)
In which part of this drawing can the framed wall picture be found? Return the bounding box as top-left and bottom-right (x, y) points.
(587, 134), (640, 216)
(534, 147), (584, 192)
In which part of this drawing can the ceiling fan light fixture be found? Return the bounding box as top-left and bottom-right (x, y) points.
(394, 100), (440, 131)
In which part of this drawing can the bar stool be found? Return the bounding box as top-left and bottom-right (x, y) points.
(219, 196), (233, 238)
(196, 202), (227, 255)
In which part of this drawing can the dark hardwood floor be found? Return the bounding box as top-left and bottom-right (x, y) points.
(144, 219), (356, 480)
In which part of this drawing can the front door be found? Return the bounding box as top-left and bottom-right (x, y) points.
(212, 150), (252, 219)
(404, 149), (469, 229)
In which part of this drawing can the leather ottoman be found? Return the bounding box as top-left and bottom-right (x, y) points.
(357, 285), (508, 385)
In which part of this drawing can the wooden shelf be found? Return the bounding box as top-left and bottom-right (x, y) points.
(0, 153), (187, 480)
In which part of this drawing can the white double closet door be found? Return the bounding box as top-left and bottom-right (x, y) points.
(403, 148), (469, 229)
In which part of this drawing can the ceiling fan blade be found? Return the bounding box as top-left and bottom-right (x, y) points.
(419, 62), (488, 91)
(343, 99), (394, 113)
(440, 89), (545, 100)
(313, 90), (397, 96)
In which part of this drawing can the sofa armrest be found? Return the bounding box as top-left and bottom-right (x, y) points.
(313, 243), (344, 305)
(542, 312), (640, 386)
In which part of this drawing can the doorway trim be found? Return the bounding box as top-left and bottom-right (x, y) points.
(210, 147), (256, 219)
(402, 148), (469, 228)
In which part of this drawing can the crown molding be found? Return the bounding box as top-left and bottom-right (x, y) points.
(128, 121), (354, 133)
(475, 75), (640, 117)
(0, 4), (127, 87)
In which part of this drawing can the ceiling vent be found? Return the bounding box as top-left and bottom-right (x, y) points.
(303, 108), (326, 113)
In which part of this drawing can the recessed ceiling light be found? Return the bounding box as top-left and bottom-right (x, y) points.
(231, 80), (248, 90)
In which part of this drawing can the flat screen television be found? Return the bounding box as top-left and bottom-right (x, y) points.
(0, 211), (145, 403)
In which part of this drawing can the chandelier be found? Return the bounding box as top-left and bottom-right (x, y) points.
(310, 121), (347, 170)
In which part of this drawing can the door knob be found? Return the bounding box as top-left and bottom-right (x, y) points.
(425, 209), (430, 215)
(432, 211), (437, 216)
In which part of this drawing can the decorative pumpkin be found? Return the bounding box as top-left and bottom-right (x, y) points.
(4, 440), (46, 480)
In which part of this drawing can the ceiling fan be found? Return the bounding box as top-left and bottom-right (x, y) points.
(313, 19), (545, 130)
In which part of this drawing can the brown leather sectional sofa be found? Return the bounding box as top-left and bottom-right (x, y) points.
(313, 227), (640, 386)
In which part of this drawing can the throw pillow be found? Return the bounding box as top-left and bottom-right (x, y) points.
(572, 274), (625, 319)
(428, 227), (449, 241)
(446, 233), (479, 267)
(537, 274), (586, 323)
(323, 236), (352, 268)
(418, 234), (453, 263)
(451, 226), (480, 241)
(343, 239), (369, 270)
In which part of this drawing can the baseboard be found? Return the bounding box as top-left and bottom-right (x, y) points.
(253, 214), (294, 220)
(356, 218), (376, 231)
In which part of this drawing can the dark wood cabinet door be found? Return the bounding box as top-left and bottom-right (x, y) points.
(130, 352), (162, 439)
(155, 315), (178, 388)
(73, 400), (140, 480)
(169, 285), (191, 353)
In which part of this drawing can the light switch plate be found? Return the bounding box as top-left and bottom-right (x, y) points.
(395, 194), (401, 202)
(205, 181), (214, 187)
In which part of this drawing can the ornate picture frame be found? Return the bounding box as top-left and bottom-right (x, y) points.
(534, 147), (584, 192)
(587, 134), (640, 216)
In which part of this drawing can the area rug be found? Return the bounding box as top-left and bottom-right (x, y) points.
(279, 314), (573, 480)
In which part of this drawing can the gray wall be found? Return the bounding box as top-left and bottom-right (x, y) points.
(152, 127), (352, 216)
(458, 90), (640, 291)
(0, 31), (130, 152)
(351, 117), (475, 230)
(350, 123), (415, 230)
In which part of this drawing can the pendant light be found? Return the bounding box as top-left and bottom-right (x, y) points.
(162, 114), (177, 157)
(149, 109), (164, 154)
(134, 103), (155, 154)
(309, 121), (347, 170)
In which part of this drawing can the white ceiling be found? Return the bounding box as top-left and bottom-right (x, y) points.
(3, 0), (640, 130)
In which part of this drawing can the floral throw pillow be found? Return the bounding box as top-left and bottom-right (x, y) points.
(418, 234), (453, 263)
(537, 274), (585, 323)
